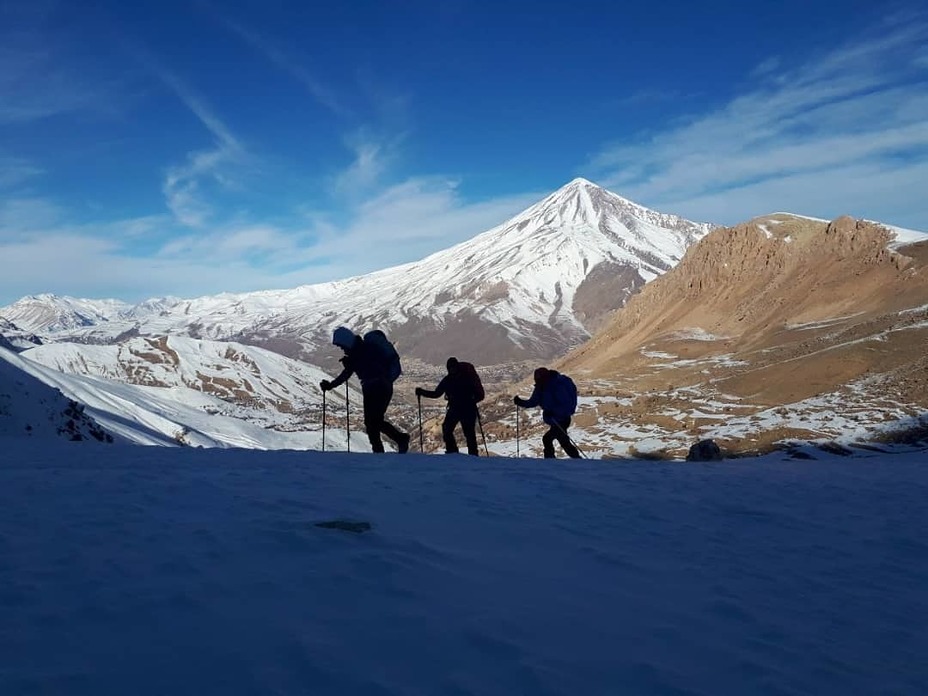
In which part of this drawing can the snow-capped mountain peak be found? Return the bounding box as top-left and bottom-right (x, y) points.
(2, 294), (132, 333)
(1, 180), (714, 365)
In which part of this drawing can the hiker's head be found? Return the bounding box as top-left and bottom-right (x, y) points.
(533, 367), (552, 386)
(446, 356), (459, 373)
(332, 326), (356, 351)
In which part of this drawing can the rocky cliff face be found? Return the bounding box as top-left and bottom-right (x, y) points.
(571, 215), (921, 367)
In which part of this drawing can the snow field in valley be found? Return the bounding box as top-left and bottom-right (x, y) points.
(1, 443), (927, 695)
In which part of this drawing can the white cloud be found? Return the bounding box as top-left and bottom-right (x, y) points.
(145, 64), (245, 229)
(750, 56), (781, 78)
(591, 17), (928, 229)
(0, 46), (103, 124)
(152, 177), (541, 282)
(162, 146), (239, 228)
(329, 129), (406, 198)
(0, 180), (543, 305)
(298, 178), (543, 274)
(0, 197), (62, 232)
(212, 10), (349, 118)
(332, 139), (388, 196)
(0, 231), (290, 303)
(0, 157), (43, 189)
(0, 8), (121, 125)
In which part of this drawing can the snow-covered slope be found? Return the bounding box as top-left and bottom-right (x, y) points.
(1, 343), (370, 450)
(1, 179), (713, 365)
(2, 442), (926, 695)
(0, 316), (42, 352)
(22, 335), (333, 412)
(0, 346), (112, 442)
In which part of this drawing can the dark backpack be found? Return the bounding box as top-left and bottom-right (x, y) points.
(552, 374), (578, 416)
(458, 361), (485, 403)
(363, 330), (402, 382)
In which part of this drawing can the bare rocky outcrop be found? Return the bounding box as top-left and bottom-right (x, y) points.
(566, 215), (926, 374)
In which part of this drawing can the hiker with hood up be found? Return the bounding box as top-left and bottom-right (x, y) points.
(416, 357), (485, 456)
(513, 367), (581, 458)
(320, 327), (410, 453)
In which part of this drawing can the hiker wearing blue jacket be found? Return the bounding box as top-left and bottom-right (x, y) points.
(513, 367), (581, 458)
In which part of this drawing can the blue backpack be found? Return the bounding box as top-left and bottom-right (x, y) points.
(363, 330), (402, 382)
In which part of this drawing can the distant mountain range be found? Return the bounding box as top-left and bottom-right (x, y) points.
(0, 179), (714, 366)
(4, 179), (927, 456)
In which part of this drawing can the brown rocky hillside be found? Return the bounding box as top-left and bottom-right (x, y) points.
(532, 214), (928, 457)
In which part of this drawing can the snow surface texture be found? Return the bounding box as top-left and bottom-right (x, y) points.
(1, 443), (926, 695)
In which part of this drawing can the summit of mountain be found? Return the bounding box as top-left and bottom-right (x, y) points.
(1, 179), (714, 367)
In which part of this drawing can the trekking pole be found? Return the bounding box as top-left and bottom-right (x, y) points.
(476, 406), (489, 457)
(553, 421), (588, 459)
(515, 405), (520, 458)
(345, 383), (350, 453)
(322, 389), (327, 452)
(417, 394), (424, 452)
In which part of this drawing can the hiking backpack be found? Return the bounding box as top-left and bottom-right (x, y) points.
(553, 374), (578, 416)
(458, 361), (485, 403)
(363, 330), (402, 382)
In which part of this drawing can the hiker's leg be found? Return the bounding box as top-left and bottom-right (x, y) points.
(373, 383), (407, 448)
(362, 386), (387, 453)
(542, 426), (557, 458)
(555, 418), (581, 458)
(460, 409), (479, 456)
(441, 411), (460, 453)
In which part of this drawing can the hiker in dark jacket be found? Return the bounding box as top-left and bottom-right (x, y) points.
(320, 327), (410, 454)
(513, 367), (581, 458)
(416, 357), (483, 456)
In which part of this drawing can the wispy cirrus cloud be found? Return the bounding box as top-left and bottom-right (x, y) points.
(591, 15), (928, 229)
(297, 178), (542, 277)
(0, 1), (123, 125)
(0, 41), (107, 124)
(0, 156), (43, 189)
(0, 176), (542, 305)
(201, 2), (415, 204)
(139, 59), (245, 228)
(149, 177), (542, 284)
(203, 5), (350, 119)
(329, 129), (410, 198)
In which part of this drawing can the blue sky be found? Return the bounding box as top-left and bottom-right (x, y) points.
(1, 0), (927, 305)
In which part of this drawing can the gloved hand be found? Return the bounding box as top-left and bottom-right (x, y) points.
(415, 387), (424, 397)
(512, 395), (522, 406)
(320, 379), (331, 391)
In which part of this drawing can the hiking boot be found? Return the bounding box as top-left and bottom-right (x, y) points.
(396, 432), (410, 454)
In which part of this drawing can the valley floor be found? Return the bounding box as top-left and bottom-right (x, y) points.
(1, 443), (927, 695)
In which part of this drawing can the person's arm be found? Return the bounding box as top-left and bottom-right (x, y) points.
(416, 376), (448, 400)
(322, 357), (354, 390)
(513, 385), (540, 408)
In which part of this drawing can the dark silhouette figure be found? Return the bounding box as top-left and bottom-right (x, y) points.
(416, 357), (484, 456)
(320, 327), (410, 453)
(513, 367), (581, 459)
